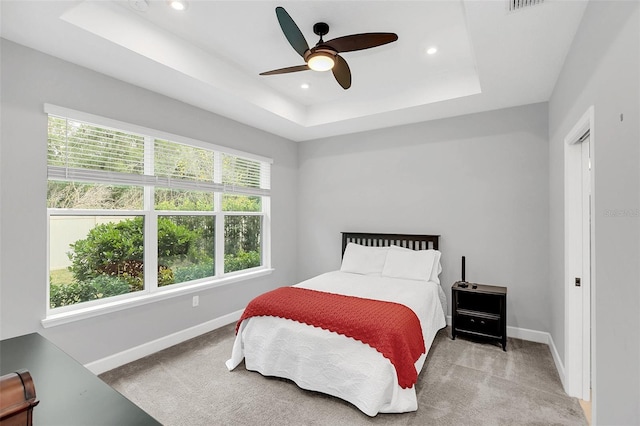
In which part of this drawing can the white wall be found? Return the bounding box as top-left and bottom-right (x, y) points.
(0, 40), (298, 364)
(548, 1), (639, 424)
(297, 103), (550, 331)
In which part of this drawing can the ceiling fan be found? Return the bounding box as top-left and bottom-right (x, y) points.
(260, 7), (398, 90)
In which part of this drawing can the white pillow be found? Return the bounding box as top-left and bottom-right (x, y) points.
(340, 243), (389, 275)
(381, 245), (439, 282)
(426, 249), (442, 284)
(386, 245), (442, 283)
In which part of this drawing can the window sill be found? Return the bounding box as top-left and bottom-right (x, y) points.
(41, 268), (274, 328)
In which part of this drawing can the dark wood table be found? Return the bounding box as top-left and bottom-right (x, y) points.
(451, 282), (508, 351)
(0, 333), (160, 425)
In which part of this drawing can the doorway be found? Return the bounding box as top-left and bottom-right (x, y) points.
(563, 106), (594, 406)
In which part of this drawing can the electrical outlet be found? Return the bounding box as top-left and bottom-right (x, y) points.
(192, 295), (199, 307)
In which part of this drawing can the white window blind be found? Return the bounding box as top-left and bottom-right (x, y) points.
(47, 114), (271, 197)
(153, 138), (223, 192)
(48, 116), (145, 174)
(222, 154), (270, 196)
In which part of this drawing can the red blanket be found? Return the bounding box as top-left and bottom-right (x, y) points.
(236, 286), (425, 389)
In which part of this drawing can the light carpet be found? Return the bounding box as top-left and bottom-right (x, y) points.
(100, 324), (587, 425)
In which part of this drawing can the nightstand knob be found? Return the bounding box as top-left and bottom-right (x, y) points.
(480, 320), (485, 325)
(470, 319), (475, 323)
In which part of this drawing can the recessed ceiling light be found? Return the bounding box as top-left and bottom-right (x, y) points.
(168, 0), (188, 11)
(300, 83), (310, 89)
(426, 47), (438, 55)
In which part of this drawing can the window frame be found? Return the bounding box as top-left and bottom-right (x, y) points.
(43, 104), (273, 327)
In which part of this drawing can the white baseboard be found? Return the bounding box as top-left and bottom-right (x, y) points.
(506, 325), (548, 344)
(84, 309), (243, 375)
(547, 333), (566, 388)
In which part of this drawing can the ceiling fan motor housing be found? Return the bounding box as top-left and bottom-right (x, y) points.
(304, 47), (337, 61)
(313, 22), (330, 37)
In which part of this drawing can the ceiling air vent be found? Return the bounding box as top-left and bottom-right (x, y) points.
(508, 0), (544, 12)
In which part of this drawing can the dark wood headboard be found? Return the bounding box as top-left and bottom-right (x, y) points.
(341, 232), (440, 258)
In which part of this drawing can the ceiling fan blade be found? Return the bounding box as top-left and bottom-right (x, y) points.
(324, 33), (398, 53)
(275, 7), (309, 58)
(259, 65), (310, 76)
(332, 55), (351, 90)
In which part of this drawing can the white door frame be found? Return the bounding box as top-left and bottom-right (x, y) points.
(564, 106), (595, 402)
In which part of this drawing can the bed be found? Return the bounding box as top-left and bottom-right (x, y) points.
(226, 232), (447, 416)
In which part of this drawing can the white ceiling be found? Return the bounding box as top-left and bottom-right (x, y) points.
(1, 0), (588, 141)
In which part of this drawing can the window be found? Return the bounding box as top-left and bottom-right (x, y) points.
(46, 105), (271, 314)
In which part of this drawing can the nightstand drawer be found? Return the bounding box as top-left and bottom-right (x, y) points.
(456, 311), (501, 337)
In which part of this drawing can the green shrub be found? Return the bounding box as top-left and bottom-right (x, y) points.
(158, 266), (176, 287)
(68, 218), (144, 282)
(68, 217), (196, 284)
(173, 262), (214, 284)
(157, 218), (198, 259)
(90, 274), (132, 298)
(50, 275), (130, 308)
(56, 216), (261, 306)
(224, 250), (260, 273)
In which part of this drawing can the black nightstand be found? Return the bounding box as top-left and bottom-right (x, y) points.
(451, 282), (507, 351)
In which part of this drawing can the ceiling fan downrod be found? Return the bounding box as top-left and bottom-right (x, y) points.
(313, 22), (330, 44)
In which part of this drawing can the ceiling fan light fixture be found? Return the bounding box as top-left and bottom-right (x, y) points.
(307, 52), (335, 72)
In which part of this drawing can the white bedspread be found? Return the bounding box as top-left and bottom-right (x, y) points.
(226, 271), (447, 416)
